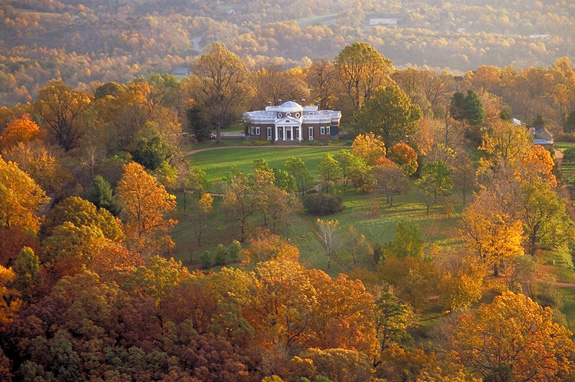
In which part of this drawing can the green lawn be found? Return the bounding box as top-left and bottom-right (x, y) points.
(185, 145), (350, 186)
(171, 184), (465, 277)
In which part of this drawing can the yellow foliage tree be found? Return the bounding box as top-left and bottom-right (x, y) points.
(351, 132), (386, 165)
(0, 156), (48, 265)
(449, 291), (575, 381)
(116, 162), (177, 259)
(0, 264), (21, 328)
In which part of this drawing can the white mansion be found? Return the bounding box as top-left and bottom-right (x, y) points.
(242, 100), (341, 142)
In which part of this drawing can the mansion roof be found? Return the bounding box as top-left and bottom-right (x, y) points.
(242, 101), (341, 125)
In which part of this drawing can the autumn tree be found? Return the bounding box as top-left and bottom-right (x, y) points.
(245, 258), (317, 356)
(305, 271), (378, 356)
(116, 162), (177, 258)
(351, 133), (386, 165)
(0, 114), (44, 151)
(33, 80), (91, 151)
(387, 142), (418, 175)
(242, 230), (300, 264)
(479, 119), (532, 170)
(40, 196), (124, 242)
(0, 156), (48, 266)
(317, 218), (340, 269)
(306, 58), (337, 110)
(460, 178), (524, 275)
(434, 251), (486, 312)
(190, 43), (251, 143)
(191, 193), (213, 245)
(448, 291), (575, 381)
(334, 42), (394, 113)
(222, 169), (257, 242)
(372, 162), (410, 207)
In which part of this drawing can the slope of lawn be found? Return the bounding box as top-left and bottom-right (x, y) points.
(185, 145), (349, 186)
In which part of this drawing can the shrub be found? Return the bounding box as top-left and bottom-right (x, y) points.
(302, 193), (344, 215)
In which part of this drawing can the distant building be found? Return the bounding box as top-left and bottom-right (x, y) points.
(530, 126), (554, 150)
(171, 67), (191, 76)
(242, 101), (341, 143)
(369, 17), (401, 27)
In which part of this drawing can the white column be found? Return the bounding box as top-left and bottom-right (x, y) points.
(275, 125), (278, 141)
(299, 125), (302, 141)
(290, 126), (294, 141)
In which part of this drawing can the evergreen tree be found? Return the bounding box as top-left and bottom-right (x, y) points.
(564, 111), (575, 133)
(187, 104), (212, 142)
(462, 89), (485, 126)
(85, 175), (119, 215)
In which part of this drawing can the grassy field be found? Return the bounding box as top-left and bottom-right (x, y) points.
(185, 145), (351, 186)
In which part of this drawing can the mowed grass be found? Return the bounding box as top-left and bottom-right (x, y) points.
(185, 145), (349, 186)
(171, 178), (465, 278)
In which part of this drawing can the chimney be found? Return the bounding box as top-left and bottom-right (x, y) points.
(301, 98), (306, 106)
(266, 101), (272, 108)
(277, 99), (282, 106)
(315, 100), (320, 109)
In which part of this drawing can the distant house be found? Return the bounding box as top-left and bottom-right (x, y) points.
(242, 100), (341, 143)
(171, 67), (191, 76)
(369, 17), (401, 27)
(531, 126), (554, 150)
(512, 118), (554, 150)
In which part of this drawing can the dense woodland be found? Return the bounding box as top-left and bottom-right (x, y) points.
(2, 0), (575, 107)
(3, 6), (575, 380)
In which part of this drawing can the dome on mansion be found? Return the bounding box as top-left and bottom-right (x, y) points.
(243, 100), (341, 143)
(277, 101), (303, 114)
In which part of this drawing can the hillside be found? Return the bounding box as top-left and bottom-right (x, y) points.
(2, 0), (575, 106)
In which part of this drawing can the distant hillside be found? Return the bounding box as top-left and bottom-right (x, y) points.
(1, 0), (575, 106)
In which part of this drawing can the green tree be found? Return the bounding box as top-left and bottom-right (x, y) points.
(416, 161), (454, 215)
(451, 89), (485, 126)
(354, 85), (422, 148)
(317, 153), (343, 193)
(564, 110), (575, 133)
(131, 134), (175, 171)
(285, 156), (314, 196)
(187, 103), (212, 142)
(12, 246), (41, 302)
(521, 184), (574, 256)
(85, 175), (118, 215)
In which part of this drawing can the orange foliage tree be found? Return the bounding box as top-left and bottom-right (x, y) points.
(387, 142), (418, 175)
(0, 114), (44, 151)
(116, 162), (177, 259)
